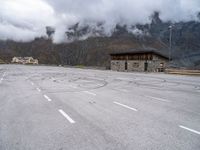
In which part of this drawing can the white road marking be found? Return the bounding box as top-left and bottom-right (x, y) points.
(83, 91), (96, 96)
(0, 72), (5, 84)
(120, 89), (128, 92)
(0, 78), (3, 83)
(36, 88), (41, 92)
(0, 72), (5, 83)
(117, 77), (132, 81)
(145, 96), (171, 102)
(44, 95), (52, 102)
(179, 125), (200, 135)
(30, 82), (34, 85)
(2, 72), (6, 77)
(114, 89), (128, 92)
(58, 109), (75, 124)
(51, 77), (56, 81)
(113, 101), (138, 112)
(69, 85), (77, 89)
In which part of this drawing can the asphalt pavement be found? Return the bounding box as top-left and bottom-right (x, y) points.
(0, 64), (200, 150)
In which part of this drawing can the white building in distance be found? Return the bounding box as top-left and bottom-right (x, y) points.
(12, 57), (39, 65)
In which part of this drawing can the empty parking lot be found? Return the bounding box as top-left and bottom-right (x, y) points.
(0, 65), (200, 150)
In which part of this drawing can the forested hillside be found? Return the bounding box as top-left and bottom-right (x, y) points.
(0, 13), (200, 69)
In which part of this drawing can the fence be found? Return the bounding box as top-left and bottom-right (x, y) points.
(165, 68), (200, 75)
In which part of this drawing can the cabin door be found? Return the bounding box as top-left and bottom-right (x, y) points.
(125, 61), (128, 71)
(144, 62), (148, 71)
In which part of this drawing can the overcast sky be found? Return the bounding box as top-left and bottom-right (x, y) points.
(0, 0), (200, 43)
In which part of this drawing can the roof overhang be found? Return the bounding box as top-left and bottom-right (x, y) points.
(110, 49), (169, 60)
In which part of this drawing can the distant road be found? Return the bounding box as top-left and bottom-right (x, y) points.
(0, 65), (200, 150)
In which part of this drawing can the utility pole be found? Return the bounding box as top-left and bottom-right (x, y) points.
(169, 25), (173, 61)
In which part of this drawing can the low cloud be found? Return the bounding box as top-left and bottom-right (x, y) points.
(0, 0), (200, 43)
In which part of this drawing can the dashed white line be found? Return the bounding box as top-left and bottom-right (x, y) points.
(0, 72), (5, 84)
(179, 125), (200, 135)
(117, 77), (132, 81)
(145, 96), (171, 102)
(83, 91), (96, 96)
(58, 109), (75, 124)
(0, 78), (3, 83)
(44, 95), (52, 102)
(120, 89), (128, 92)
(114, 89), (129, 93)
(2, 72), (6, 77)
(36, 87), (41, 92)
(51, 77), (56, 81)
(30, 81), (34, 86)
(113, 101), (138, 112)
(69, 85), (77, 89)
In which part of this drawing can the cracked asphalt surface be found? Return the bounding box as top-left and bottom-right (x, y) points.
(0, 65), (200, 150)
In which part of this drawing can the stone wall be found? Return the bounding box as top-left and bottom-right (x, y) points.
(111, 54), (168, 72)
(146, 60), (166, 72)
(127, 60), (145, 72)
(111, 60), (126, 71)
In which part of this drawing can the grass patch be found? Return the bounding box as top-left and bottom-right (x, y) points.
(0, 59), (5, 64)
(75, 65), (85, 68)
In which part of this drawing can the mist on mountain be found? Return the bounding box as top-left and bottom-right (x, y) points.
(0, 0), (200, 69)
(0, 0), (200, 43)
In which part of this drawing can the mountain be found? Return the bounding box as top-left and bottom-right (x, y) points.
(0, 12), (200, 69)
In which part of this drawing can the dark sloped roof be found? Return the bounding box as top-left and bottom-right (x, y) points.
(110, 48), (169, 59)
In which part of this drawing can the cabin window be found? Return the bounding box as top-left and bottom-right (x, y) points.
(133, 62), (139, 68)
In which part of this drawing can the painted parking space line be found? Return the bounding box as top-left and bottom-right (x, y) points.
(0, 78), (3, 84)
(145, 96), (171, 102)
(113, 101), (138, 112)
(119, 89), (129, 92)
(30, 81), (34, 86)
(58, 109), (75, 124)
(179, 125), (200, 135)
(43, 94), (52, 102)
(0, 72), (5, 84)
(116, 77), (132, 81)
(36, 87), (41, 92)
(69, 85), (77, 89)
(2, 72), (6, 78)
(112, 89), (129, 93)
(83, 91), (96, 96)
(51, 77), (56, 81)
